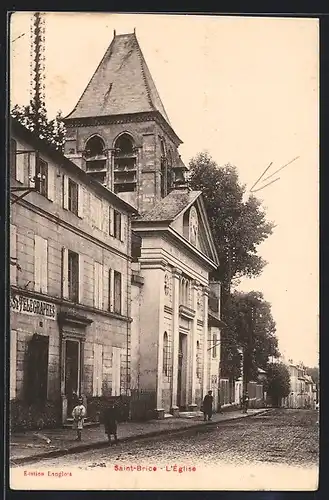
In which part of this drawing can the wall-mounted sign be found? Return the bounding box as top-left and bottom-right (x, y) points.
(10, 293), (57, 320)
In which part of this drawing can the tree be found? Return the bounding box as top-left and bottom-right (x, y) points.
(188, 152), (275, 288)
(222, 290), (280, 381)
(264, 362), (290, 407)
(305, 366), (319, 385)
(188, 152), (275, 380)
(11, 103), (66, 151)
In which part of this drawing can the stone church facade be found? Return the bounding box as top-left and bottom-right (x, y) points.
(64, 31), (224, 416)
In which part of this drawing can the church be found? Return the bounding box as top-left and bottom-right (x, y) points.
(63, 30), (224, 416)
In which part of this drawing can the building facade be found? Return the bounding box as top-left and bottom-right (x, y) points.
(10, 119), (136, 426)
(63, 30), (224, 416)
(130, 193), (222, 416)
(281, 362), (316, 409)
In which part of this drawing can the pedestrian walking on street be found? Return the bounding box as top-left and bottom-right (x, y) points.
(202, 390), (213, 421)
(72, 396), (86, 441)
(103, 401), (118, 445)
(242, 391), (249, 414)
(218, 390), (223, 414)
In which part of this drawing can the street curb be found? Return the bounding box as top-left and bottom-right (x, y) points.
(10, 409), (270, 466)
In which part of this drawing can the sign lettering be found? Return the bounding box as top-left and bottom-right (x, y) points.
(10, 293), (57, 320)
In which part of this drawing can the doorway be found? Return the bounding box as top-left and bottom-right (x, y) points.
(64, 339), (81, 415)
(177, 333), (187, 409)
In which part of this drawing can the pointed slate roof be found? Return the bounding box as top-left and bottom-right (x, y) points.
(136, 189), (201, 222)
(65, 32), (170, 124)
(133, 189), (219, 267)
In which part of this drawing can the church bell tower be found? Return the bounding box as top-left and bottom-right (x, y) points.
(63, 30), (188, 213)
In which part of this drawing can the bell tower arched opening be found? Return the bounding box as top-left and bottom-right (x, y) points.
(84, 135), (107, 185)
(113, 133), (137, 194)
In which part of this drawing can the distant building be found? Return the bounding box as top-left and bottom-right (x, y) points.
(282, 361), (316, 409)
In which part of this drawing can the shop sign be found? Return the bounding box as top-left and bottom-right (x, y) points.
(10, 293), (57, 320)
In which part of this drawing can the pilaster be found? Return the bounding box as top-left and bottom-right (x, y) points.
(170, 267), (181, 416)
(189, 280), (199, 410)
(107, 149), (114, 191)
(156, 267), (165, 414)
(202, 286), (209, 397)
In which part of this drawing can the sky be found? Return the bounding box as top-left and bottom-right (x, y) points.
(9, 13), (319, 367)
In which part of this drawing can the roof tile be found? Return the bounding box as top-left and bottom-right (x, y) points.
(135, 189), (201, 222)
(65, 33), (170, 124)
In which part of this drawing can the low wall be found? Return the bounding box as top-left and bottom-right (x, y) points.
(10, 399), (61, 432)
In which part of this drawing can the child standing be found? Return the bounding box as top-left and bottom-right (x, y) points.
(72, 396), (86, 441)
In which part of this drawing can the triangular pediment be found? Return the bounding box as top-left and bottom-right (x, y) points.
(133, 189), (219, 267)
(170, 194), (219, 265)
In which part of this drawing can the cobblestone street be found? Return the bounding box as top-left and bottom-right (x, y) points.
(10, 409), (319, 491)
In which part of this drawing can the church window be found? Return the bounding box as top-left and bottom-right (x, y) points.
(180, 276), (190, 307)
(114, 134), (137, 194)
(85, 136), (107, 185)
(163, 332), (170, 377)
(189, 206), (199, 246)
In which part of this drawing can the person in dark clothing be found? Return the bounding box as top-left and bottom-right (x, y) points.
(242, 391), (249, 413)
(202, 390), (213, 421)
(103, 402), (118, 445)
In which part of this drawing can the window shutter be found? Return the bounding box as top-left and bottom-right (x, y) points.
(63, 175), (69, 209)
(78, 254), (84, 303)
(112, 347), (121, 396)
(47, 165), (55, 201)
(40, 238), (48, 293)
(16, 152), (25, 183)
(10, 330), (17, 400)
(109, 207), (114, 236)
(121, 272), (124, 315)
(10, 224), (17, 285)
(61, 247), (69, 299)
(34, 235), (42, 292)
(109, 268), (114, 312)
(94, 262), (99, 308)
(29, 153), (36, 187)
(98, 263), (104, 309)
(78, 184), (84, 218)
(120, 214), (124, 242)
(93, 343), (103, 397)
(104, 266), (109, 310)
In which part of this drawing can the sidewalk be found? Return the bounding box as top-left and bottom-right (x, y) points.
(10, 408), (269, 465)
